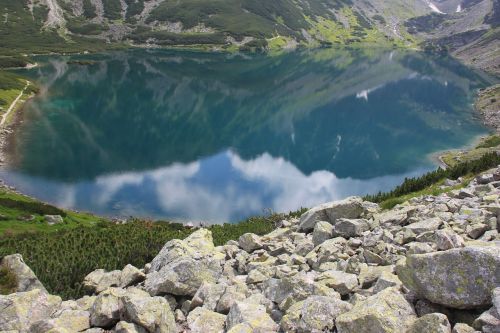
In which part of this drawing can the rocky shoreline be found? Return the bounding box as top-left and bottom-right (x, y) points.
(1, 166), (500, 332)
(476, 85), (500, 134)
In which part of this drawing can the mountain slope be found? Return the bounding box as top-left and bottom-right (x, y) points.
(0, 0), (498, 73)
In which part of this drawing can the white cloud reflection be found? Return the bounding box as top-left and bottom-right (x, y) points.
(1, 151), (429, 223)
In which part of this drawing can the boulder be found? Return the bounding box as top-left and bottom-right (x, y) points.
(44, 215), (63, 225)
(397, 245), (500, 309)
(404, 217), (443, 235)
(149, 229), (215, 272)
(226, 301), (278, 332)
(30, 309), (90, 333)
(190, 282), (226, 311)
(435, 230), (464, 250)
(372, 271), (402, 294)
(238, 233), (263, 253)
(333, 218), (370, 238)
(90, 287), (125, 328)
(316, 270), (358, 295)
(114, 321), (147, 333)
(299, 197), (367, 231)
(121, 288), (176, 333)
(83, 269), (121, 294)
(451, 323), (477, 333)
(0, 254), (46, 293)
(280, 296), (352, 333)
(0, 289), (62, 332)
(187, 307), (226, 333)
(336, 288), (416, 333)
(358, 265), (394, 288)
(145, 257), (221, 296)
(120, 265), (145, 287)
(312, 221), (333, 246)
(145, 229), (223, 297)
(407, 313), (451, 333)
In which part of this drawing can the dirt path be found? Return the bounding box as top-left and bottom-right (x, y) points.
(0, 81), (29, 127)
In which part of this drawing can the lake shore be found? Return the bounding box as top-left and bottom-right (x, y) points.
(0, 80), (35, 167)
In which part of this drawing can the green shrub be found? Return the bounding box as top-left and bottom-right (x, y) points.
(0, 267), (18, 295)
(0, 198), (66, 217)
(365, 152), (500, 203)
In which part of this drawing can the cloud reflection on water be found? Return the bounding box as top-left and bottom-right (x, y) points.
(1, 151), (430, 223)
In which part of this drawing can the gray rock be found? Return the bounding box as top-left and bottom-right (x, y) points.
(0, 289), (62, 332)
(238, 233), (263, 253)
(120, 264), (145, 288)
(44, 215), (64, 225)
(435, 229), (464, 250)
(121, 289), (176, 333)
(187, 307), (226, 333)
(0, 254), (46, 293)
(226, 301), (278, 332)
(312, 221), (333, 246)
(473, 307), (500, 332)
(83, 269), (121, 295)
(397, 245), (500, 309)
(358, 265), (394, 288)
(145, 257), (222, 297)
(280, 296), (352, 333)
(333, 218), (370, 238)
(30, 309), (90, 333)
(452, 323), (477, 333)
(372, 271), (402, 294)
(404, 217), (443, 235)
(144, 229), (223, 297)
(407, 313), (451, 333)
(90, 287), (125, 327)
(190, 282), (226, 311)
(299, 197), (367, 231)
(467, 223), (488, 239)
(114, 321), (147, 333)
(336, 288), (416, 333)
(316, 270), (358, 295)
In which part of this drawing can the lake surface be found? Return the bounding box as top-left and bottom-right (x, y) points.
(2, 48), (493, 223)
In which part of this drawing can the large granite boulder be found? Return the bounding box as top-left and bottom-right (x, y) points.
(407, 313), (451, 333)
(145, 258), (222, 296)
(1, 254), (46, 293)
(30, 309), (90, 333)
(397, 244), (500, 309)
(299, 197), (372, 231)
(280, 296), (352, 333)
(144, 229), (223, 297)
(336, 288), (416, 333)
(83, 269), (121, 295)
(187, 307), (226, 333)
(121, 289), (176, 333)
(226, 301), (278, 332)
(0, 289), (62, 332)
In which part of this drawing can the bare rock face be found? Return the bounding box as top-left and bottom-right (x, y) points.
(0, 254), (46, 293)
(397, 245), (500, 309)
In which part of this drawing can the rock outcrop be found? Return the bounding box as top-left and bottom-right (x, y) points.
(1, 167), (500, 332)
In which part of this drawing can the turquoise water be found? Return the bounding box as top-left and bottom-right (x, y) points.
(2, 48), (493, 222)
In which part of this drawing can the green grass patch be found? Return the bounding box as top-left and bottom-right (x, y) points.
(476, 135), (500, 149)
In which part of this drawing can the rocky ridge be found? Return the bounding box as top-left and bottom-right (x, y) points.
(2, 167), (500, 332)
